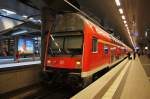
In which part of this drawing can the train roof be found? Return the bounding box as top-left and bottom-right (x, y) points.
(54, 13), (131, 49)
(54, 13), (84, 32)
(76, 13), (127, 47)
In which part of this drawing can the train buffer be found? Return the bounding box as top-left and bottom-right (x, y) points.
(71, 56), (150, 99)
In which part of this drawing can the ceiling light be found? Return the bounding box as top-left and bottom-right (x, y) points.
(145, 46), (148, 50)
(115, 0), (121, 6)
(124, 20), (127, 24)
(29, 17), (34, 20)
(12, 30), (28, 36)
(126, 26), (129, 29)
(37, 19), (41, 23)
(1, 9), (16, 15)
(122, 15), (125, 20)
(125, 24), (128, 27)
(22, 15), (28, 18)
(145, 31), (147, 37)
(119, 8), (123, 14)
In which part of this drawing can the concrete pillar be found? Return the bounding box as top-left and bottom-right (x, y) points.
(7, 38), (11, 56)
(14, 36), (18, 62)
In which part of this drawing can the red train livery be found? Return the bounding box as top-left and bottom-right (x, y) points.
(44, 13), (132, 86)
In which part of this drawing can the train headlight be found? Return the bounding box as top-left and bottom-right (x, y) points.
(76, 61), (81, 65)
(47, 60), (51, 64)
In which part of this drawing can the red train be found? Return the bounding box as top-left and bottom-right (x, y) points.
(44, 13), (132, 87)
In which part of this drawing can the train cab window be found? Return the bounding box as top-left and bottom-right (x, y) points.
(104, 44), (109, 54)
(92, 38), (98, 52)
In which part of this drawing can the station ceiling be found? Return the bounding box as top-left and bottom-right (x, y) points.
(78, 0), (150, 48)
(1, 0), (150, 48)
(0, 0), (40, 37)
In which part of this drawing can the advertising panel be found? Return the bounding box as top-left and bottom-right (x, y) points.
(18, 38), (33, 54)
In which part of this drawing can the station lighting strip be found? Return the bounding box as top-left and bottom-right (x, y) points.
(115, 0), (135, 48)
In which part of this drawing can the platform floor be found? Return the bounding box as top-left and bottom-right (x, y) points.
(0, 61), (41, 69)
(139, 55), (150, 82)
(120, 55), (150, 99)
(0, 57), (40, 65)
(71, 55), (150, 99)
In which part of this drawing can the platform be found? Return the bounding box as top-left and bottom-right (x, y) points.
(0, 57), (40, 65)
(0, 61), (41, 94)
(139, 55), (150, 82)
(119, 55), (150, 99)
(71, 55), (150, 99)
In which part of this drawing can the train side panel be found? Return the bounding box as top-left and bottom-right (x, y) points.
(82, 23), (111, 77)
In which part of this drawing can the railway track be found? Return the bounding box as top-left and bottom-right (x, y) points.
(23, 82), (81, 99)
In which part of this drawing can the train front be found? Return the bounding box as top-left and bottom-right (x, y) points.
(44, 13), (84, 83)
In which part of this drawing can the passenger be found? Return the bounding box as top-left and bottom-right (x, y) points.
(16, 51), (19, 63)
(138, 51), (141, 57)
(127, 52), (131, 60)
(133, 51), (136, 60)
(2, 48), (8, 56)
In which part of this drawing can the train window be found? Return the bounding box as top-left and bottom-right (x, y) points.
(92, 38), (98, 52)
(48, 31), (83, 57)
(104, 44), (109, 54)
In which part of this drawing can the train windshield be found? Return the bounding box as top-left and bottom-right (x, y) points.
(48, 31), (83, 57)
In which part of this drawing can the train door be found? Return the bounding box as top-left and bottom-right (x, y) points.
(110, 47), (115, 63)
(91, 37), (99, 69)
(103, 44), (109, 64)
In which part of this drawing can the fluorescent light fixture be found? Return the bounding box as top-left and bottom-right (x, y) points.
(122, 15), (125, 20)
(115, 0), (121, 6)
(145, 46), (148, 50)
(1, 9), (16, 15)
(12, 30), (28, 36)
(145, 31), (147, 37)
(125, 24), (128, 27)
(28, 18), (41, 23)
(126, 26), (129, 29)
(124, 20), (127, 24)
(119, 8), (123, 14)
(38, 20), (41, 23)
(22, 15), (28, 18)
(29, 17), (34, 20)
